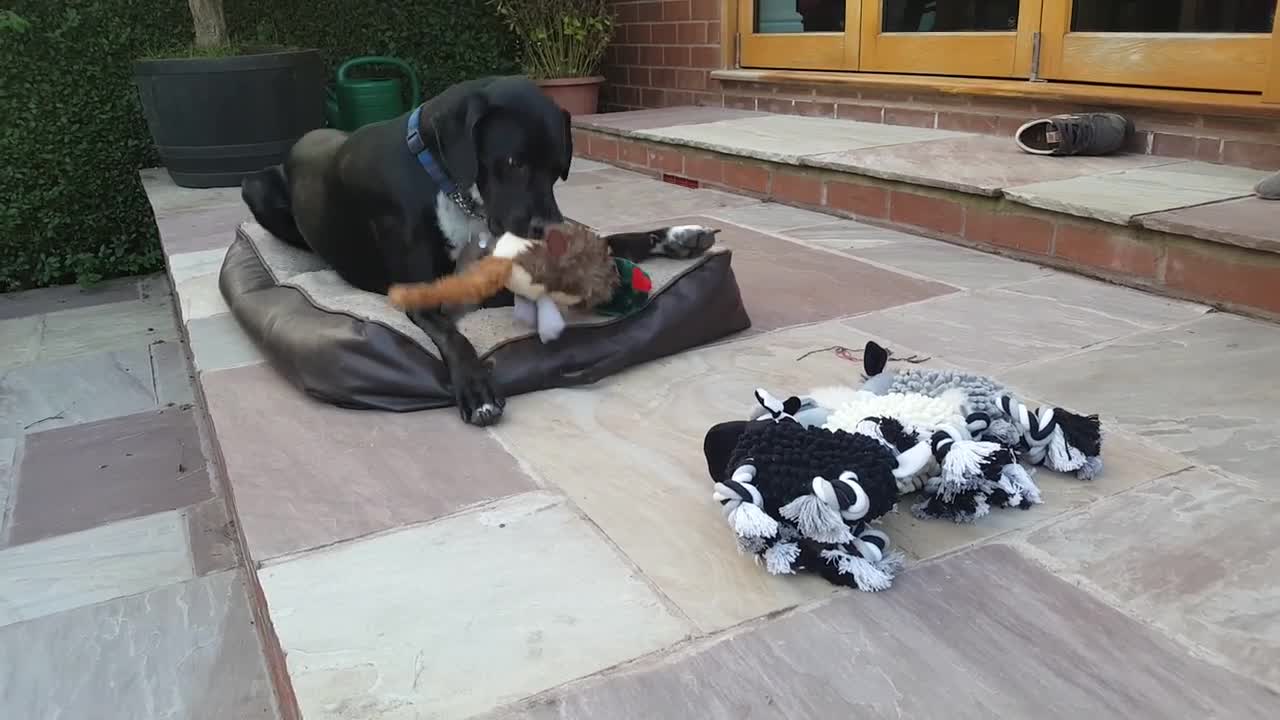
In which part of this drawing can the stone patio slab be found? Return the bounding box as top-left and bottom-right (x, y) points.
(0, 276), (142, 322)
(493, 321), (939, 632)
(705, 202), (844, 232)
(150, 339), (195, 406)
(845, 271), (1209, 372)
(575, 106), (765, 134)
(186, 314), (266, 374)
(141, 168), (243, 217)
(200, 363), (535, 562)
(0, 438), (15, 538)
(605, 216), (957, 332)
(559, 166), (654, 188)
(0, 315), (41, 371)
(632, 115), (962, 164)
(1018, 468), (1280, 689)
(805, 136), (1174, 196)
(555, 177), (758, 231)
(784, 221), (1055, 290)
(177, 272), (230, 322)
(185, 498), (239, 576)
(0, 510), (193, 628)
(5, 407), (211, 547)
(155, 203), (245, 255)
(889, 428), (1191, 561)
(1003, 271), (1209, 327)
(1139, 196), (1280, 255)
(781, 220), (926, 249)
(169, 248), (232, 323)
(481, 544), (1278, 720)
(0, 569), (277, 720)
(258, 492), (691, 720)
(1004, 161), (1269, 225)
(568, 157), (611, 173)
(1, 348), (160, 439)
(1001, 313), (1280, 481)
(35, 297), (178, 364)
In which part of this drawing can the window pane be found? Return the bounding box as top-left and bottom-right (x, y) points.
(881, 1), (1020, 32)
(1071, 1), (1276, 33)
(756, 0), (846, 33)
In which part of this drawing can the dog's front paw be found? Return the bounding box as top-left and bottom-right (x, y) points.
(653, 225), (720, 258)
(451, 361), (506, 427)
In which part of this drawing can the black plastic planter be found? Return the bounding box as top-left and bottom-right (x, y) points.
(135, 49), (324, 189)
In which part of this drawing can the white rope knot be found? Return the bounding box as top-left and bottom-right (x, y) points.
(713, 463), (779, 539)
(1000, 395), (1091, 474)
(780, 476), (854, 544)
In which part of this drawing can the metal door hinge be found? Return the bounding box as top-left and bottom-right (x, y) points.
(1028, 31), (1045, 82)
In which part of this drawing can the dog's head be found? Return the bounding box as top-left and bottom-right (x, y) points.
(427, 76), (572, 240)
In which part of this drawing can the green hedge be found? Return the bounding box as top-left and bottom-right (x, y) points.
(0, 2), (516, 292)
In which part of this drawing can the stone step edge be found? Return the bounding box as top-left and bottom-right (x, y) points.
(573, 120), (1274, 254)
(573, 127), (1280, 322)
(161, 251), (305, 720)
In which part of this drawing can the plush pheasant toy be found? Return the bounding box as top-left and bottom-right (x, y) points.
(387, 231), (652, 343)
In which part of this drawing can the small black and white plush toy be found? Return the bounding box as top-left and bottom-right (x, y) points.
(703, 389), (906, 592)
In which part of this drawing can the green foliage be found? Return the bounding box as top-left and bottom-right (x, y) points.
(0, 2), (188, 291)
(224, 0), (518, 99)
(0, 1), (516, 292)
(490, 0), (614, 79)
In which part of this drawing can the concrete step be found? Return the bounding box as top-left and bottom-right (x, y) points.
(573, 107), (1280, 320)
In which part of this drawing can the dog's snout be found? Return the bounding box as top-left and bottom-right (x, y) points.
(528, 218), (547, 239)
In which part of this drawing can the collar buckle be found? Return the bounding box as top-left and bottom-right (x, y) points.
(407, 106), (486, 220)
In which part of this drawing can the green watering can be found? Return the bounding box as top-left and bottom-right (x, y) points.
(324, 56), (421, 132)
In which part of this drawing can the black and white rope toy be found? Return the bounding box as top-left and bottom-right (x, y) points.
(998, 394), (1104, 480)
(910, 425), (1042, 523)
(705, 389), (905, 592)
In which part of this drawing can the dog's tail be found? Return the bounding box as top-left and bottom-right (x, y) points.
(241, 165), (308, 249)
(387, 256), (514, 310)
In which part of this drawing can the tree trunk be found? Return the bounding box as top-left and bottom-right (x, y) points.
(188, 0), (227, 48)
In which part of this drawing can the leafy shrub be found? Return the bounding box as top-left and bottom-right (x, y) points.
(0, 2), (188, 291)
(0, 1), (516, 291)
(490, 0), (614, 79)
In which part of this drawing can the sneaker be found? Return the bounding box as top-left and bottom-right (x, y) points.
(1015, 112), (1134, 156)
(1256, 170), (1280, 200)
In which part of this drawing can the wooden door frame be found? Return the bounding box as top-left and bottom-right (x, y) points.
(1038, 0), (1274, 93)
(737, 0), (862, 71)
(1266, 21), (1280, 102)
(858, 0), (1044, 78)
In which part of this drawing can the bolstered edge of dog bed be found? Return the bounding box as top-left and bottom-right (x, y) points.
(218, 229), (753, 412)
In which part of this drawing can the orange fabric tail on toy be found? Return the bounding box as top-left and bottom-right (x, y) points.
(387, 256), (514, 310)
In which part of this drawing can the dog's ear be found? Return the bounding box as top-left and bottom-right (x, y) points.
(428, 91), (491, 192)
(558, 108), (573, 181)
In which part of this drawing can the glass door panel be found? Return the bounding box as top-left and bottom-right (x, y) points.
(859, 1), (1045, 77)
(1039, 1), (1277, 92)
(739, 0), (862, 70)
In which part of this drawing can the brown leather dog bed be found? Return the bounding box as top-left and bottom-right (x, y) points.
(218, 222), (752, 411)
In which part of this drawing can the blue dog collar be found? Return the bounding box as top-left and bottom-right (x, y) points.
(406, 106), (484, 219)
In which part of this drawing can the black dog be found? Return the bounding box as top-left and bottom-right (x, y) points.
(243, 75), (716, 426)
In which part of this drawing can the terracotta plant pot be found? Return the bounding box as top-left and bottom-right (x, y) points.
(535, 76), (605, 116)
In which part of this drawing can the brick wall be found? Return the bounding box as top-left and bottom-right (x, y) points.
(602, 0), (723, 111)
